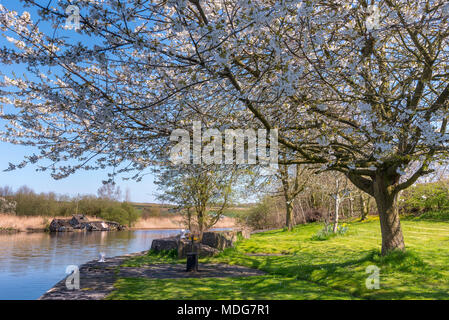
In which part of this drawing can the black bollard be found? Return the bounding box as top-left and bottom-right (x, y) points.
(186, 252), (198, 272)
(186, 233), (199, 272)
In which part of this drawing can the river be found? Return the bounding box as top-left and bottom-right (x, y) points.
(0, 229), (183, 300)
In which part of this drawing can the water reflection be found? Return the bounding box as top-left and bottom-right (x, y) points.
(0, 229), (181, 300)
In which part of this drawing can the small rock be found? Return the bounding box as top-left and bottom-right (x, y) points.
(177, 238), (219, 258)
(201, 231), (236, 250)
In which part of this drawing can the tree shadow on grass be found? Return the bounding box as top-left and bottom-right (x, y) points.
(108, 275), (353, 300)
(255, 249), (446, 300)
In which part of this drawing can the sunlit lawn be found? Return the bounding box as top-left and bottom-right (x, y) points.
(108, 216), (449, 300)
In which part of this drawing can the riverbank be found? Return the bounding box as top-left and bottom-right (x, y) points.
(0, 213), (99, 233)
(0, 213), (237, 233)
(39, 251), (149, 300)
(39, 250), (265, 300)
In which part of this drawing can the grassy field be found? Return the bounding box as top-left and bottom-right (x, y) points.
(107, 216), (449, 300)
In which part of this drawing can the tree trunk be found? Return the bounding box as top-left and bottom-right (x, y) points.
(360, 194), (369, 221)
(197, 209), (205, 241)
(373, 181), (405, 255)
(310, 194), (315, 208)
(332, 179), (340, 233)
(366, 197), (371, 217)
(186, 208), (192, 231)
(349, 197), (354, 217)
(285, 202), (293, 231)
(332, 198), (340, 233)
(298, 199), (307, 224)
(396, 190), (402, 216)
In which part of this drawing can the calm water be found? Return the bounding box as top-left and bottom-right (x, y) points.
(0, 229), (182, 300)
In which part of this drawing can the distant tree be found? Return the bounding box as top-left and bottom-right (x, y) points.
(100, 202), (138, 227)
(329, 178), (351, 233)
(277, 163), (311, 231)
(120, 202), (139, 227)
(100, 206), (127, 226)
(243, 195), (286, 230)
(97, 183), (122, 201)
(358, 192), (373, 221)
(124, 188), (132, 203)
(0, 186), (14, 198)
(245, 197), (273, 230)
(155, 164), (238, 239)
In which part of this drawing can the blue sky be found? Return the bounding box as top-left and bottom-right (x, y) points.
(0, 140), (159, 202)
(0, 0), (158, 203)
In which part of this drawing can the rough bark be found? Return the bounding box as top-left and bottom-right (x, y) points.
(298, 200), (307, 224)
(373, 177), (405, 255)
(332, 198), (340, 233)
(347, 169), (406, 254)
(285, 202), (293, 231)
(359, 194), (370, 221)
(186, 208), (192, 231)
(349, 197), (354, 217)
(280, 163), (296, 231)
(332, 179), (342, 233)
(197, 209), (205, 241)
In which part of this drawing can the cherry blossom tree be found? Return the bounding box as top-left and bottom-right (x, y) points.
(1, 0), (449, 254)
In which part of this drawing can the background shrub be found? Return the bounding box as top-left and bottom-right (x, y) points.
(100, 202), (139, 227)
(401, 181), (449, 214)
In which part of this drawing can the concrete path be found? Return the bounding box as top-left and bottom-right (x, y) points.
(119, 263), (265, 279)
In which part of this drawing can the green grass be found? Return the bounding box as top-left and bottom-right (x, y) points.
(109, 217), (449, 300)
(107, 276), (354, 300)
(311, 224), (349, 241)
